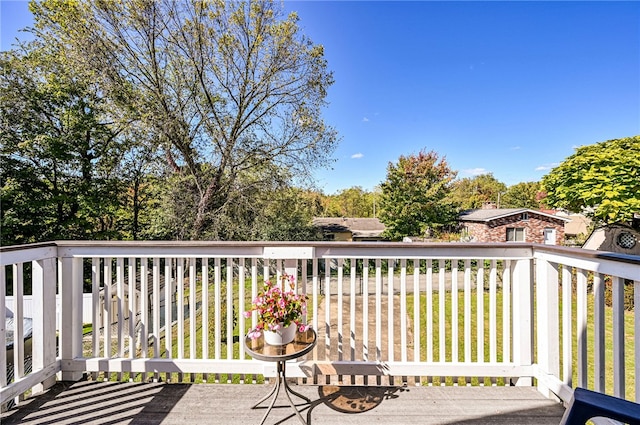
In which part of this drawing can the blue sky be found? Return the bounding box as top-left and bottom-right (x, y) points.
(2, 1), (639, 195)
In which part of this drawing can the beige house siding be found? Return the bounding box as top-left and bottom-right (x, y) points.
(329, 231), (353, 242)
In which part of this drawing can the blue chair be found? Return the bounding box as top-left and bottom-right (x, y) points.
(559, 387), (640, 425)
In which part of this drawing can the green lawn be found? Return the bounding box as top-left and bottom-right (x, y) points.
(407, 290), (506, 386)
(156, 276), (259, 383)
(568, 294), (636, 401)
(92, 276), (635, 401)
(408, 289), (636, 401)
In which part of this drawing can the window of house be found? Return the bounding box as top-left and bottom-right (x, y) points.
(521, 212), (529, 221)
(506, 227), (525, 242)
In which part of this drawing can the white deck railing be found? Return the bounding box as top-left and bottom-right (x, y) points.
(1, 241), (638, 408)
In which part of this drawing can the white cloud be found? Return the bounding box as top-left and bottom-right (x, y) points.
(362, 117), (369, 122)
(463, 167), (488, 176)
(351, 153), (364, 159)
(510, 146), (521, 150)
(535, 163), (558, 171)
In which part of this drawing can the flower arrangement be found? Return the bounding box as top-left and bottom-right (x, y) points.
(244, 273), (310, 340)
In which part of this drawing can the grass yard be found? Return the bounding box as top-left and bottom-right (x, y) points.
(407, 290), (506, 386)
(408, 289), (636, 401)
(568, 294), (636, 401)
(88, 272), (635, 402)
(156, 275), (316, 384)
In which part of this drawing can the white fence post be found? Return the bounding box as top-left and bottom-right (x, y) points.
(535, 258), (559, 399)
(59, 257), (84, 381)
(612, 276), (626, 398)
(512, 258), (533, 386)
(31, 257), (57, 393)
(0, 266), (6, 390)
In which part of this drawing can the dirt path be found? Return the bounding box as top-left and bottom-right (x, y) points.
(312, 293), (414, 385)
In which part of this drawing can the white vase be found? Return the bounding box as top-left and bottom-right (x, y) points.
(263, 323), (297, 345)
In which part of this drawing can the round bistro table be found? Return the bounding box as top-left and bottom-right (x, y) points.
(244, 328), (317, 425)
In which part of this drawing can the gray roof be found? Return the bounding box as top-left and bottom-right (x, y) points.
(459, 208), (570, 222)
(312, 217), (385, 235)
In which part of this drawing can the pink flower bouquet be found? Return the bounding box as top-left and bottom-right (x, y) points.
(244, 273), (310, 340)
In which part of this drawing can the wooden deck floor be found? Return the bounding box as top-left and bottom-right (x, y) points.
(1, 380), (566, 424)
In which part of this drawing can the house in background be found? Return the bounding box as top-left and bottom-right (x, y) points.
(459, 205), (569, 245)
(555, 212), (591, 246)
(312, 217), (386, 241)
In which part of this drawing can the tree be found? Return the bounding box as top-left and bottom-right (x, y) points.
(0, 41), (125, 244)
(325, 186), (374, 217)
(115, 135), (164, 240)
(450, 174), (506, 211)
(541, 136), (640, 224)
(378, 150), (457, 240)
(500, 181), (542, 209)
(254, 188), (323, 241)
(31, 0), (338, 240)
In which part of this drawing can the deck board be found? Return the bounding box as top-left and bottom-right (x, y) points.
(1, 380), (565, 424)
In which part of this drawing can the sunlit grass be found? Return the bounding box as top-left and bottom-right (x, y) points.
(563, 294), (636, 402)
(154, 276), (315, 384)
(89, 274), (634, 400)
(407, 288), (636, 400)
(407, 290), (505, 386)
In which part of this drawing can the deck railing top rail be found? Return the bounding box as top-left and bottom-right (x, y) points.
(3, 239), (639, 259)
(0, 239), (633, 262)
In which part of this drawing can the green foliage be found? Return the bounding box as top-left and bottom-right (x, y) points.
(541, 136), (640, 224)
(450, 174), (506, 211)
(324, 186), (376, 217)
(500, 181), (542, 209)
(378, 150), (457, 240)
(0, 42), (124, 244)
(30, 0), (338, 240)
(255, 189), (323, 241)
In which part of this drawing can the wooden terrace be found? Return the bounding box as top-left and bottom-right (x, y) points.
(2, 380), (565, 424)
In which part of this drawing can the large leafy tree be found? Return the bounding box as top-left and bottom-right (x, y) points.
(450, 174), (507, 211)
(0, 41), (125, 244)
(325, 186), (375, 218)
(31, 0), (337, 240)
(254, 188), (323, 241)
(541, 136), (640, 224)
(501, 181), (542, 209)
(115, 134), (164, 240)
(378, 150), (457, 240)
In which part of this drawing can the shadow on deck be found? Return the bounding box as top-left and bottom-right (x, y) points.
(1, 380), (565, 424)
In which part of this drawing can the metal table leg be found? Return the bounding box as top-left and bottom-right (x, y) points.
(252, 361), (310, 425)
